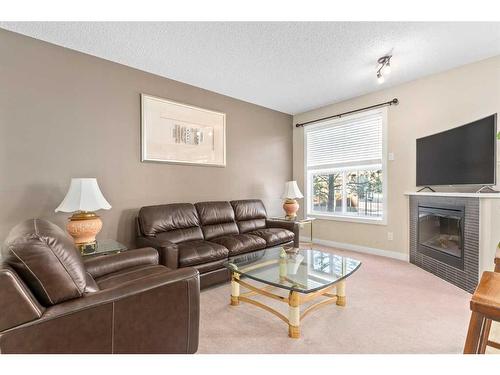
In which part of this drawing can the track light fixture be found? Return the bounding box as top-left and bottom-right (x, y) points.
(376, 55), (392, 84)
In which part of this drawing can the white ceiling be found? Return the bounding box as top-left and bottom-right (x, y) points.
(2, 22), (500, 114)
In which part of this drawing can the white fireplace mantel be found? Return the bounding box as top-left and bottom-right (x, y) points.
(405, 191), (500, 199)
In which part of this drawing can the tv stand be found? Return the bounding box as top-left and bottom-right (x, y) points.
(417, 186), (436, 192)
(476, 186), (499, 193)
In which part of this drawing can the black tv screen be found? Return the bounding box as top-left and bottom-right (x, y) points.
(416, 114), (497, 186)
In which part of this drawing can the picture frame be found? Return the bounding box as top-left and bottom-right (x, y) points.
(141, 94), (226, 167)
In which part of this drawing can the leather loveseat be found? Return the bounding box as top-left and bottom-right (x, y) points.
(136, 199), (299, 288)
(0, 218), (200, 354)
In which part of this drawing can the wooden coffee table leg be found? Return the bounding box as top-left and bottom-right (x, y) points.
(231, 272), (240, 306)
(336, 280), (346, 306)
(288, 291), (300, 338)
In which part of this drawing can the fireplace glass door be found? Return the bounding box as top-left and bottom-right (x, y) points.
(417, 205), (464, 270)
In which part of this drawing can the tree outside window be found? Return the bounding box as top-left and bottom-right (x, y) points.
(311, 168), (383, 218)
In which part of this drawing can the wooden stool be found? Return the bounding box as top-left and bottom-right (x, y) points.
(495, 245), (500, 273)
(476, 245), (500, 353)
(464, 271), (500, 353)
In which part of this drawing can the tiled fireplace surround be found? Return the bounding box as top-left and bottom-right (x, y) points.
(409, 195), (479, 293)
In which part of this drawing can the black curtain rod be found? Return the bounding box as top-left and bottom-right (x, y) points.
(295, 98), (399, 128)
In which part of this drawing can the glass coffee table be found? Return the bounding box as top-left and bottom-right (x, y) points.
(224, 246), (361, 339)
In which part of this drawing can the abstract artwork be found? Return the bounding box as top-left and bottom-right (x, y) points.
(141, 94), (226, 166)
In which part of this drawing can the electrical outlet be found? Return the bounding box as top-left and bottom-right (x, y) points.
(387, 232), (394, 241)
(388, 152), (395, 161)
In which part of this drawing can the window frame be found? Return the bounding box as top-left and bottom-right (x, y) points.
(303, 107), (388, 225)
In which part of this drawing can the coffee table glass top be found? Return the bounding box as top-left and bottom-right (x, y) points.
(224, 247), (361, 294)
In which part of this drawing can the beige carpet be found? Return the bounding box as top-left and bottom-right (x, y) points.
(198, 244), (480, 354)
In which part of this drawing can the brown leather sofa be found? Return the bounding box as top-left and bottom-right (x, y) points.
(0, 218), (200, 354)
(136, 199), (299, 288)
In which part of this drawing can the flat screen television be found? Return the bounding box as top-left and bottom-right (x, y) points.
(416, 114), (497, 187)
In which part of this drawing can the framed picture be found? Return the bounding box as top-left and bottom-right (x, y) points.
(141, 94), (226, 167)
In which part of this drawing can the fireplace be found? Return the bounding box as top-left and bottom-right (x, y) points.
(410, 195), (479, 293)
(417, 204), (465, 270)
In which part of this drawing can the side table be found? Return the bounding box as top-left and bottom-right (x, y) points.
(80, 239), (127, 257)
(269, 216), (316, 248)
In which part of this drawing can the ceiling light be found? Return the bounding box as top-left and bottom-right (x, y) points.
(376, 55), (392, 84)
(384, 61), (391, 75)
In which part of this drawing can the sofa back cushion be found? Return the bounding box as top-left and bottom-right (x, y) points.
(230, 200), (267, 233)
(2, 219), (87, 306)
(138, 203), (203, 243)
(195, 201), (239, 240)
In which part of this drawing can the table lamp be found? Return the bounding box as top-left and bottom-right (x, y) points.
(55, 178), (111, 253)
(281, 181), (303, 219)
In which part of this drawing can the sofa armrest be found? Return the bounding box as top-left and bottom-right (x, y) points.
(0, 268), (200, 354)
(136, 236), (179, 269)
(0, 266), (45, 332)
(266, 219), (300, 248)
(83, 247), (159, 279)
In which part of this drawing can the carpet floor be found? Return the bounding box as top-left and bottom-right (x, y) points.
(197, 244), (485, 354)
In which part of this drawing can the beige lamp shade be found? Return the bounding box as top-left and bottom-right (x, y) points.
(281, 181), (304, 200)
(55, 178), (111, 213)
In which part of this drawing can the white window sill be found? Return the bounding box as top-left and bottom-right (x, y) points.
(307, 213), (387, 225)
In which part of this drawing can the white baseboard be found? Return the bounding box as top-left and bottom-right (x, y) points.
(300, 236), (408, 262)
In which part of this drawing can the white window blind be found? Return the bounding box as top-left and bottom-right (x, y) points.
(306, 110), (383, 169)
(304, 108), (387, 223)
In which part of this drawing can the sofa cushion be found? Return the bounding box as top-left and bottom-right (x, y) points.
(177, 240), (229, 268)
(210, 234), (266, 256)
(95, 265), (167, 290)
(2, 219), (87, 306)
(230, 199), (267, 234)
(250, 228), (294, 247)
(138, 203), (202, 238)
(190, 258), (227, 274)
(195, 201), (239, 240)
(156, 227), (204, 244)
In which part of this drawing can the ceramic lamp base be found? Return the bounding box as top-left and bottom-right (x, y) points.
(283, 199), (299, 219)
(66, 212), (103, 254)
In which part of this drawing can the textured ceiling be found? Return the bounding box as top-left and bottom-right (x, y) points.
(1, 22), (500, 114)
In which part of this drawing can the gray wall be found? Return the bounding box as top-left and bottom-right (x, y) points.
(0, 29), (293, 247)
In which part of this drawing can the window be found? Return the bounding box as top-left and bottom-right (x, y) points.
(304, 108), (387, 224)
